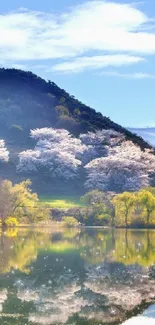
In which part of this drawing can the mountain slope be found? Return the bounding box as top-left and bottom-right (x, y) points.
(0, 68), (150, 152)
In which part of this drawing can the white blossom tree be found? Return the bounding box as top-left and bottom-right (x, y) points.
(80, 129), (124, 164)
(85, 141), (155, 192)
(17, 128), (87, 180)
(0, 140), (9, 163)
(17, 127), (155, 191)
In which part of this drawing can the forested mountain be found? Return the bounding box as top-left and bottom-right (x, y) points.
(0, 68), (150, 149)
(0, 68), (152, 195)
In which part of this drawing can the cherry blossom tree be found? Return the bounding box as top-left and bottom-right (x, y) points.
(17, 127), (155, 191)
(85, 141), (155, 192)
(0, 140), (9, 163)
(80, 129), (124, 164)
(17, 128), (87, 180)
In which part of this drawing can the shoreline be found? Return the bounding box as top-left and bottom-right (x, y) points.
(1, 223), (155, 230)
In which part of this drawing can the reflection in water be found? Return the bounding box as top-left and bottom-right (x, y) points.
(0, 229), (155, 324)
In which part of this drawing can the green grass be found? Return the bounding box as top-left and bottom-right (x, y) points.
(39, 196), (84, 209)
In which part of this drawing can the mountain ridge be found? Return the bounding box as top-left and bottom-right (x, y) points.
(0, 68), (151, 150)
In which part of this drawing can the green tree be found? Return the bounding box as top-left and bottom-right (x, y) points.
(112, 192), (135, 227)
(81, 190), (108, 205)
(0, 179), (49, 226)
(63, 216), (79, 227)
(136, 190), (155, 225)
(81, 190), (114, 226)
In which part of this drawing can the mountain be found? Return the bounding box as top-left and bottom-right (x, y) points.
(0, 68), (150, 149)
(0, 68), (152, 194)
(128, 127), (155, 146)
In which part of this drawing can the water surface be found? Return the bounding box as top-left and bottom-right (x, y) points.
(0, 228), (155, 324)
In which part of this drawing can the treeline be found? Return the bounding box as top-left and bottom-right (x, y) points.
(70, 188), (155, 228)
(1, 178), (155, 229)
(113, 188), (155, 227)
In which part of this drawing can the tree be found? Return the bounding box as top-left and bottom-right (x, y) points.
(112, 192), (135, 227)
(136, 190), (155, 225)
(81, 190), (109, 205)
(0, 140), (9, 162)
(85, 141), (155, 192)
(17, 128), (87, 180)
(17, 128), (155, 192)
(0, 179), (49, 226)
(0, 180), (15, 224)
(81, 190), (114, 226)
(80, 129), (124, 164)
(63, 216), (79, 227)
(17, 128), (126, 184)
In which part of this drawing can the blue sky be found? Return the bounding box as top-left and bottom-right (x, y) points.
(1, 0), (155, 127)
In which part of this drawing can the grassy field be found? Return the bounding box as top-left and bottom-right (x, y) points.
(39, 196), (84, 209)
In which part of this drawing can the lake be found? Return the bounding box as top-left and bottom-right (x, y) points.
(0, 228), (155, 324)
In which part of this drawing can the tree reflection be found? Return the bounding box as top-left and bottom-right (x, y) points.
(0, 229), (155, 324)
(111, 230), (155, 267)
(0, 228), (155, 274)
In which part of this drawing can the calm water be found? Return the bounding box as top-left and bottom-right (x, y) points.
(0, 228), (155, 324)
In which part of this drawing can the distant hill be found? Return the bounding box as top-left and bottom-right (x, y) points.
(128, 128), (155, 146)
(0, 68), (152, 194)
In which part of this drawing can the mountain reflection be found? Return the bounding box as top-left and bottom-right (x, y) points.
(0, 229), (155, 324)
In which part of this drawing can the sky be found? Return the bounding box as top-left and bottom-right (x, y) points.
(0, 0), (155, 128)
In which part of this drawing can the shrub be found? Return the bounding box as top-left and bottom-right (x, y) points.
(5, 217), (19, 227)
(63, 216), (79, 228)
(56, 105), (69, 117)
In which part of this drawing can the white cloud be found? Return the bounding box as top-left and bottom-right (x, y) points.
(100, 71), (155, 79)
(52, 55), (145, 73)
(0, 1), (155, 72)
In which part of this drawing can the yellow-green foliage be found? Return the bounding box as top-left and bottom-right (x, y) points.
(81, 190), (114, 226)
(1, 226), (155, 273)
(136, 190), (155, 225)
(5, 217), (19, 227)
(112, 189), (155, 227)
(63, 216), (79, 227)
(110, 230), (155, 267)
(0, 179), (50, 225)
(112, 192), (136, 227)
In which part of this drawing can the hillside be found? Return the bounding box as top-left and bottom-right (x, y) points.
(0, 68), (152, 195)
(0, 68), (150, 149)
